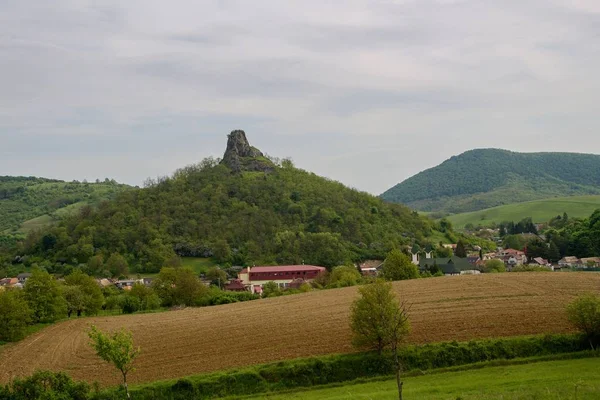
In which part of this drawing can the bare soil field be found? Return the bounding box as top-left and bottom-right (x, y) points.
(1, 273), (599, 386)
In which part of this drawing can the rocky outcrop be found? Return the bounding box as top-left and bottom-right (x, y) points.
(221, 130), (275, 173)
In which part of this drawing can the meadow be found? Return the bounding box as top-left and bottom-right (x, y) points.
(1, 273), (598, 387)
(445, 195), (600, 228)
(241, 357), (600, 400)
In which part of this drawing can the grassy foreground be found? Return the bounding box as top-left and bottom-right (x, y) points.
(446, 195), (600, 228)
(243, 357), (600, 399)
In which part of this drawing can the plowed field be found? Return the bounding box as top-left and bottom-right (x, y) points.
(1, 273), (598, 386)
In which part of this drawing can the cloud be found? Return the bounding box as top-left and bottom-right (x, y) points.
(1, 0), (599, 194)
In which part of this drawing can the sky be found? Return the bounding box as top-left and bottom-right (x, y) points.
(1, 0), (599, 194)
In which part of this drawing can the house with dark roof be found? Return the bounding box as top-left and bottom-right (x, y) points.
(418, 256), (478, 276)
(17, 273), (32, 283)
(224, 279), (247, 292)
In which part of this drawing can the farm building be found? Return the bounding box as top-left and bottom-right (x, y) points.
(238, 265), (326, 293)
(358, 260), (383, 276)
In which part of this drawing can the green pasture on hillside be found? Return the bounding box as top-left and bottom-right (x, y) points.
(446, 195), (600, 228)
(244, 357), (600, 400)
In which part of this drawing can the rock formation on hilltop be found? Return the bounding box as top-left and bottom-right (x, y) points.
(221, 130), (275, 173)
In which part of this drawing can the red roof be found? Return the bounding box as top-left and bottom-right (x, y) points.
(240, 265), (325, 274)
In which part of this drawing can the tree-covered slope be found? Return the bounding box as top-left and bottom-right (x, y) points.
(0, 177), (131, 234)
(14, 132), (444, 272)
(381, 149), (600, 213)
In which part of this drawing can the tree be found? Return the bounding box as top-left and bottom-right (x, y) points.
(482, 259), (506, 273)
(566, 293), (600, 350)
(129, 284), (161, 311)
(86, 255), (105, 276)
(328, 265), (362, 288)
(262, 281), (281, 297)
(206, 267), (227, 288)
(350, 280), (410, 400)
(64, 269), (104, 316)
(382, 250), (419, 281)
(63, 285), (85, 318)
(152, 267), (207, 306)
(106, 253), (129, 278)
(213, 239), (231, 263)
(24, 269), (67, 323)
(454, 240), (467, 258)
(0, 290), (32, 342)
(88, 325), (140, 398)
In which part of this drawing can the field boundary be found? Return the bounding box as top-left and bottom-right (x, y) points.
(106, 334), (592, 400)
(222, 350), (600, 399)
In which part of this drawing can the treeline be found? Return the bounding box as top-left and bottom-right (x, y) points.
(4, 158), (440, 273)
(0, 268), (258, 343)
(499, 217), (538, 236)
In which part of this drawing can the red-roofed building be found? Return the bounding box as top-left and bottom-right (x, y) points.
(238, 265), (326, 293)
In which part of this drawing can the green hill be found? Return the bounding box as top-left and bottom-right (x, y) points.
(381, 149), (600, 213)
(0, 177), (131, 235)
(445, 195), (600, 228)
(12, 131), (445, 272)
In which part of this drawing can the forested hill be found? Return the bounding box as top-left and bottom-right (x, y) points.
(0, 177), (131, 235)
(381, 149), (600, 214)
(13, 131), (445, 272)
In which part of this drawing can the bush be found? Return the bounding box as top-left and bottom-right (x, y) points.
(0, 370), (90, 400)
(566, 293), (600, 349)
(196, 289), (260, 306)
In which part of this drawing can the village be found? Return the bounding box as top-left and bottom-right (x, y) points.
(4, 243), (597, 297)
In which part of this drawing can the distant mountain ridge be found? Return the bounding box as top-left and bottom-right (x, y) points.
(381, 149), (600, 214)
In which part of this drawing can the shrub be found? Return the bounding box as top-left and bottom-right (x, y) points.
(1, 370), (90, 400)
(566, 293), (600, 349)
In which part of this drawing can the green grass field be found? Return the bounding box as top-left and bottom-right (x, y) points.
(243, 357), (600, 400)
(446, 195), (600, 228)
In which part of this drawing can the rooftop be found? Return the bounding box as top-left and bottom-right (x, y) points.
(241, 265), (326, 274)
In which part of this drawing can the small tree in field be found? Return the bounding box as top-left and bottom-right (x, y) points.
(88, 325), (140, 398)
(566, 293), (600, 350)
(350, 280), (410, 400)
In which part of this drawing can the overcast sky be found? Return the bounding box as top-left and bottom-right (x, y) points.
(1, 0), (599, 194)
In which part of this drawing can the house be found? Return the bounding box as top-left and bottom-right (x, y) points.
(17, 273), (32, 283)
(580, 257), (600, 268)
(499, 249), (527, 266)
(0, 277), (18, 287)
(442, 244), (457, 250)
(238, 265), (326, 294)
(466, 256), (481, 266)
(531, 257), (552, 270)
(418, 256), (479, 276)
(224, 279), (247, 292)
(558, 256), (580, 268)
(97, 278), (113, 288)
(115, 280), (138, 290)
(142, 277), (154, 286)
(358, 260), (383, 276)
